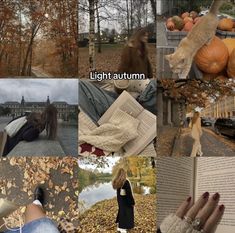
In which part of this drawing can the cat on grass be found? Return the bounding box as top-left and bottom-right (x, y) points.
(165, 0), (224, 79)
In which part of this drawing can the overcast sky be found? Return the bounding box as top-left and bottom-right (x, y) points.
(79, 1), (153, 33)
(0, 79), (78, 104)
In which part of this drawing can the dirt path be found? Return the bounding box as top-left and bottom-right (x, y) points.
(31, 66), (53, 77)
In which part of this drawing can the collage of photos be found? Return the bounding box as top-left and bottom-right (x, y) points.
(156, 1), (235, 233)
(1, 0), (235, 233)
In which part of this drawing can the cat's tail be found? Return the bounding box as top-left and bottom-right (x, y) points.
(209, 0), (224, 15)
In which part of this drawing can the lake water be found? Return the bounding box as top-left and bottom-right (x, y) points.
(79, 180), (155, 212)
(79, 181), (116, 211)
(0, 117), (77, 156)
(57, 122), (77, 156)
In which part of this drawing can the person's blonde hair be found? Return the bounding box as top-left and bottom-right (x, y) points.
(112, 168), (126, 190)
(192, 111), (200, 125)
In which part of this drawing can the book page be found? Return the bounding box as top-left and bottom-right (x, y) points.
(195, 158), (235, 233)
(124, 110), (157, 155)
(157, 157), (195, 227)
(79, 110), (98, 136)
(98, 91), (143, 125)
(0, 199), (17, 218)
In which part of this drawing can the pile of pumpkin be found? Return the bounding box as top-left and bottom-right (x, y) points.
(194, 36), (235, 79)
(166, 11), (201, 32)
(217, 18), (235, 32)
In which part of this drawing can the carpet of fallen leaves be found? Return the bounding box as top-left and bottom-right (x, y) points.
(157, 126), (179, 156)
(79, 44), (156, 79)
(0, 157), (79, 228)
(77, 194), (157, 233)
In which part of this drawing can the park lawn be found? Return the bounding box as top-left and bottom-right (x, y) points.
(77, 194), (157, 233)
(79, 43), (156, 79)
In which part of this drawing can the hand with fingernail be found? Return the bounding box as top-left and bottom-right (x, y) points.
(158, 192), (225, 233)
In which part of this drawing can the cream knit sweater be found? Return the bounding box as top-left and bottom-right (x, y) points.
(80, 109), (139, 152)
(160, 214), (202, 233)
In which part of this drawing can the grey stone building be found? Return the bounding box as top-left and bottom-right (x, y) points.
(3, 96), (77, 121)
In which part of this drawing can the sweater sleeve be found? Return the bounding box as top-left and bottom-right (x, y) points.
(125, 180), (135, 206)
(22, 127), (40, 141)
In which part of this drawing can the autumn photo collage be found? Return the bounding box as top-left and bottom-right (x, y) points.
(1, 0), (235, 233)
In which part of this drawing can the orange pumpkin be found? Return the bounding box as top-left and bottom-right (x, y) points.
(223, 38), (235, 55)
(166, 21), (175, 31)
(167, 17), (172, 23)
(195, 36), (229, 74)
(181, 12), (189, 19)
(183, 21), (194, 31)
(227, 49), (235, 78)
(189, 11), (198, 19)
(218, 18), (234, 31)
(183, 16), (193, 24)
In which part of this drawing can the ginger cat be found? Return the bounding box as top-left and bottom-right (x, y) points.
(165, 0), (224, 79)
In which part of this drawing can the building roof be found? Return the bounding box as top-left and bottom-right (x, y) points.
(53, 101), (68, 104)
(24, 102), (47, 107)
(4, 101), (20, 104)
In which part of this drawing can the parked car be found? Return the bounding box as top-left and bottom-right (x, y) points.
(214, 118), (235, 137)
(201, 118), (213, 127)
(199, 10), (226, 19)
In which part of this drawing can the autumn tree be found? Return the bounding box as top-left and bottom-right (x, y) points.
(149, 0), (156, 22)
(20, 0), (49, 76)
(46, 0), (78, 76)
(0, 1), (18, 75)
(0, 0), (78, 77)
(160, 76), (235, 108)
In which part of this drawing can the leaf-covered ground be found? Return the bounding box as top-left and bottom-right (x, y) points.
(157, 126), (179, 156)
(79, 44), (156, 79)
(0, 157), (79, 228)
(77, 194), (157, 233)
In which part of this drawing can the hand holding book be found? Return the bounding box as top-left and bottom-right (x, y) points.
(160, 192), (225, 233)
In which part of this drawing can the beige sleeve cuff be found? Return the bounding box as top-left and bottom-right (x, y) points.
(160, 214), (201, 233)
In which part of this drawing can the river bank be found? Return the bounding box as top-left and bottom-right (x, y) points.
(77, 194), (157, 233)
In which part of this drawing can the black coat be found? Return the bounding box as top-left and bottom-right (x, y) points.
(116, 179), (135, 229)
(3, 119), (40, 156)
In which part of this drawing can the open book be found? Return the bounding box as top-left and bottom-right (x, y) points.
(79, 110), (98, 136)
(98, 91), (157, 155)
(157, 157), (235, 233)
(0, 198), (17, 218)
